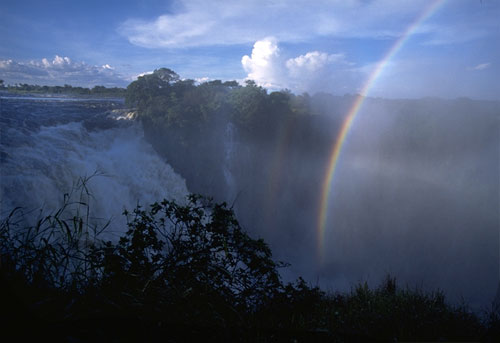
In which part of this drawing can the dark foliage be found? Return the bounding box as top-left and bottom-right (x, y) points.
(125, 68), (335, 213)
(1, 194), (499, 341)
(1, 82), (126, 97)
(0, 194), (286, 340)
(124, 68), (315, 136)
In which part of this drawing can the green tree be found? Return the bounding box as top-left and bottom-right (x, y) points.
(228, 80), (268, 132)
(154, 67), (180, 83)
(125, 68), (180, 109)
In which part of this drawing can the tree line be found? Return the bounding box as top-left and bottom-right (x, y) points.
(0, 79), (126, 97)
(125, 68), (313, 136)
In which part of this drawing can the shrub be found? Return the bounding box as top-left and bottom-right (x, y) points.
(1, 192), (498, 341)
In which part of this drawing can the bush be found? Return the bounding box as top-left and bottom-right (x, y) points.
(0, 193), (287, 340)
(2, 192), (499, 341)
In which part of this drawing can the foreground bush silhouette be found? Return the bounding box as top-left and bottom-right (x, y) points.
(1, 194), (499, 341)
(1, 194), (287, 340)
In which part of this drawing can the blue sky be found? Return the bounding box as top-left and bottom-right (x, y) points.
(0, 0), (498, 99)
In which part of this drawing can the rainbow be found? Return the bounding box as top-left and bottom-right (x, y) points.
(317, 0), (446, 262)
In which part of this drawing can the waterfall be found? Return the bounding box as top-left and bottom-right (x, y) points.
(0, 96), (189, 235)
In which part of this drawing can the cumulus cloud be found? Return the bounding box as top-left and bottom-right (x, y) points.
(119, 0), (484, 48)
(241, 38), (284, 89)
(0, 56), (129, 87)
(241, 38), (357, 93)
(286, 52), (347, 76)
(239, 37), (500, 100)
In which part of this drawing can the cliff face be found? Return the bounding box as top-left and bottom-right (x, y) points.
(139, 114), (333, 279)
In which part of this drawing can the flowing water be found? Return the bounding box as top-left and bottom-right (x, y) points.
(0, 96), (189, 236)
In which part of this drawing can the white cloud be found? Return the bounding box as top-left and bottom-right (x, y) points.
(119, 0), (479, 48)
(469, 62), (491, 71)
(286, 51), (347, 76)
(194, 76), (210, 84)
(134, 70), (154, 79)
(241, 38), (285, 89)
(52, 55), (71, 66)
(0, 56), (129, 87)
(241, 38), (358, 93)
(238, 37), (499, 100)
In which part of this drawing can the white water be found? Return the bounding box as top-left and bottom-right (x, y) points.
(0, 98), (189, 236)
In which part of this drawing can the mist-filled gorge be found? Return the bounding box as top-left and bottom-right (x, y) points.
(133, 72), (499, 309)
(1, 66), (498, 340)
